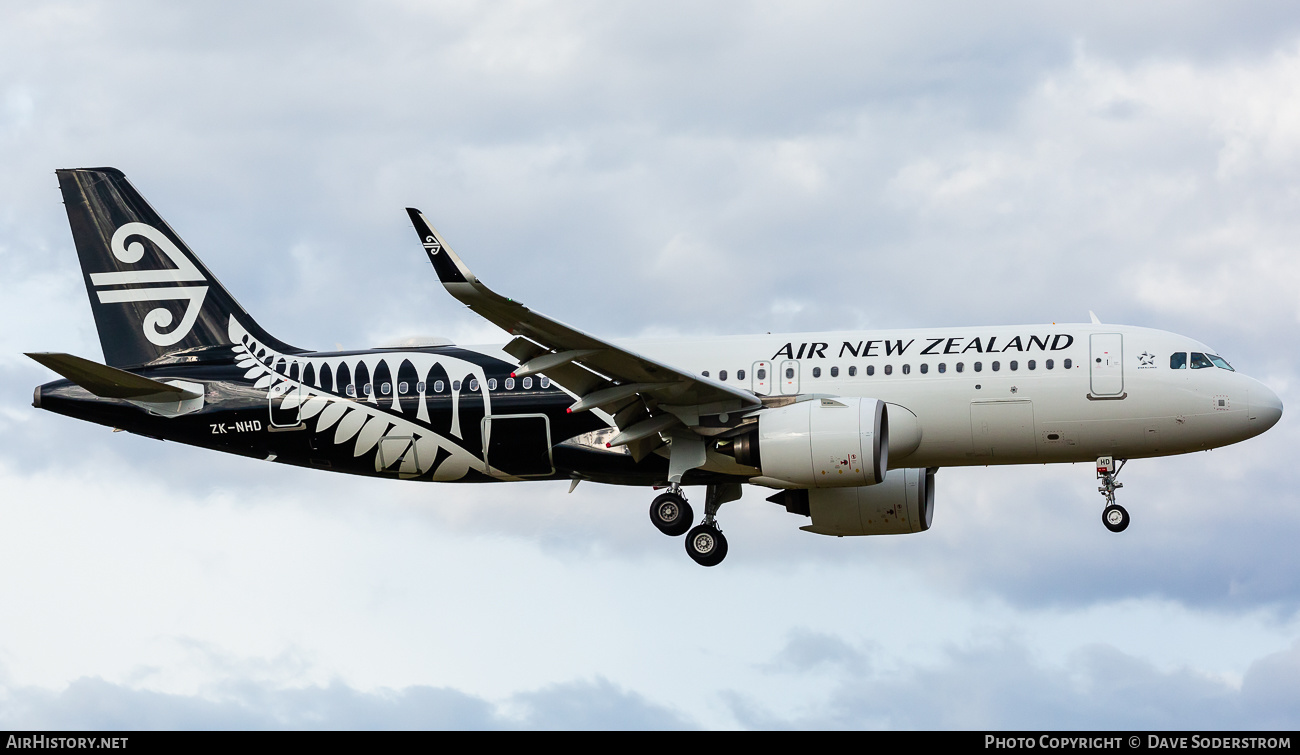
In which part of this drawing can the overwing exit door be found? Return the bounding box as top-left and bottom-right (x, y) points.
(751, 361), (772, 395)
(780, 360), (800, 395)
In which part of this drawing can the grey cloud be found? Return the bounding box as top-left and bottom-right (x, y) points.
(735, 632), (1300, 729)
(0, 675), (692, 730)
(0, 677), (501, 730)
(510, 677), (696, 730)
(760, 628), (870, 677)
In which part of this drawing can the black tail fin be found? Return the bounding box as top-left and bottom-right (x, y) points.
(57, 167), (301, 367)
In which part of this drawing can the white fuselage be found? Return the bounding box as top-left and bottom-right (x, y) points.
(611, 322), (1282, 470)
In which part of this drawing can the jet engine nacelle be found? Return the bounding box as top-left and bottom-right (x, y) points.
(734, 397), (888, 488)
(768, 467), (936, 536)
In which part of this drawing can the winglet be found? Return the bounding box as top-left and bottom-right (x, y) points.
(405, 208), (474, 286)
(26, 352), (201, 399)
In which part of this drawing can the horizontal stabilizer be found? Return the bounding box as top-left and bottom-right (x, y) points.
(26, 352), (202, 400)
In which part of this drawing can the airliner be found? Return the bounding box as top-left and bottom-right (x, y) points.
(29, 168), (1284, 566)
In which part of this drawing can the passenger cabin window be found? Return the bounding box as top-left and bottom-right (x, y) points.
(738, 369), (746, 380)
(505, 377), (515, 390)
(452, 380), (461, 391)
(719, 370), (728, 381)
(540, 377), (551, 389)
(756, 369), (766, 380)
(973, 362), (983, 373)
(398, 382), (409, 395)
(938, 363), (946, 373)
(434, 380), (444, 393)
(956, 363), (964, 373)
(346, 385), (357, 397)
(919, 363), (928, 374)
(1171, 353), (1187, 369)
(830, 366), (839, 377)
(866, 365), (875, 376)
(848, 366), (858, 377)
(812, 367), (822, 378)
(487, 378), (497, 391)
(363, 383), (373, 396)
(1064, 359), (1072, 369)
(702, 371), (710, 377)
(884, 365), (893, 375)
(901, 364), (910, 375)
(1046, 359), (1054, 370)
(522, 377), (533, 389)
(469, 378), (479, 391)
(381, 382), (392, 395)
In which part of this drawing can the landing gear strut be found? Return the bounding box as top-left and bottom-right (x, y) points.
(683, 483), (738, 567)
(1097, 456), (1129, 533)
(650, 431), (744, 566)
(647, 479), (742, 566)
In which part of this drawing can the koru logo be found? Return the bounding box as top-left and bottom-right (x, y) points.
(90, 222), (209, 347)
(423, 235), (442, 255)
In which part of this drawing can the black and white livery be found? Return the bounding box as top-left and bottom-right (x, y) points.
(31, 168), (1284, 566)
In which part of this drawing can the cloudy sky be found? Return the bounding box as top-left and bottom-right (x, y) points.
(2, 0), (1299, 729)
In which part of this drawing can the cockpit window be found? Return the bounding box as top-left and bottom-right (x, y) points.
(1208, 354), (1234, 371)
(1170, 353), (1187, 370)
(1190, 352), (1214, 369)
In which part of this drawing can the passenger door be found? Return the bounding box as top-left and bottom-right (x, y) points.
(1089, 333), (1125, 397)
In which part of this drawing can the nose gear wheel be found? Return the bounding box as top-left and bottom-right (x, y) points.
(1102, 504), (1130, 533)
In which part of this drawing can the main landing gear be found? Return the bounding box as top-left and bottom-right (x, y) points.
(648, 482), (741, 567)
(650, 490), (693, 537)
(1096, 456), (1130, 533)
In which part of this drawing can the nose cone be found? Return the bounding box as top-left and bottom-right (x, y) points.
(1252, 384), (1284, 433)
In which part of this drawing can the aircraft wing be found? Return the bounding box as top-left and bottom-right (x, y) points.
(406, 209), (761, 454)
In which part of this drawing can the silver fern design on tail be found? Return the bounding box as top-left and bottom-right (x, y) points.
(229, 317), (506, 481)
(90, 223), (209, 346)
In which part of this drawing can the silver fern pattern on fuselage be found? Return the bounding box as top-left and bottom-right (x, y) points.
(230, 316), (518, 481)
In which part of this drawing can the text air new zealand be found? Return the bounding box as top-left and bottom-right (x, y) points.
(30, 168), (1283, 566)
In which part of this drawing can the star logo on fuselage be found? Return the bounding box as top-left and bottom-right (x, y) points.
(1138, 351), (1155, 367)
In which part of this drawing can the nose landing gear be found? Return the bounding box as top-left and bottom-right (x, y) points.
(1097, 456), (1129, 533)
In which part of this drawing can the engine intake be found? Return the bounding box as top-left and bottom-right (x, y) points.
(728, 397), (888, 488)
(767, 467), (936, 536)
